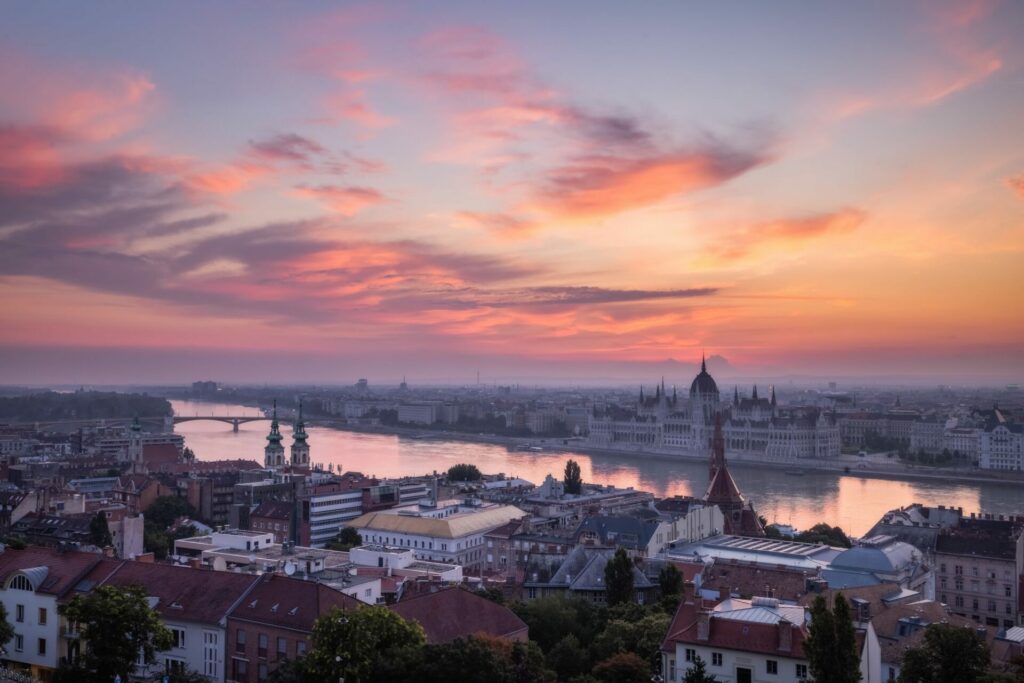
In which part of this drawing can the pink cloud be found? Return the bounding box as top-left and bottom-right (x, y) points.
(292, 184), (386, 216)
(703, 208), (867, 264)
(1007, 174), (1024, 199)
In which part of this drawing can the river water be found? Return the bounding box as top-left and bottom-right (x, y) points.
(171, 400), (1023, 537)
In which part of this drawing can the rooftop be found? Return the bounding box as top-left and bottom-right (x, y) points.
(390, 587), (527, 644)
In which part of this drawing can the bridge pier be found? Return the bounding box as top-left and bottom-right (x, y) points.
(232, 419), (239, 433)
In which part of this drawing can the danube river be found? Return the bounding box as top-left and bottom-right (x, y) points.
(172, 400), (1023, 537)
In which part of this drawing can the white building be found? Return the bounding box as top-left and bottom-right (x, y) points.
(397, 402), (459, 425)
(589, 362), (841, 460)
(662, 595), (881, 683)
(980, 422), (1023, 471)
(346, 502), (527, 568)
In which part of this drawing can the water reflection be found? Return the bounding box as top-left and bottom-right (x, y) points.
(171, 400), (1020, 536)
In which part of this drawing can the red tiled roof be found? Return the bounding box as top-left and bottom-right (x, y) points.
(390, 587), (528, 644)
(662, 599), (807, 660)
(251, 500), (293, 521)
(228, 574), (359, 633)
(0, 547), (102, 597)
(80, 560), (261, 625)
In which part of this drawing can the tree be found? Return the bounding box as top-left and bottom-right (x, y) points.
(59, 584), (174, 683)
(795, 523), (852, 548)
(592, 612), (671, 674)
(563, 460), (583, 494)
(146, 495), (196, 530)
(325, 527), (362, 551)
(683, 654), (719, 683)
(447, 463), (482, 481)
(604, 548), (635, 607)
(305, 606), (425, 683)
(804, 593), (861, 683)
(547, 634), (590, 680)
(511, 596), (604, 653)
(593, 652), (650, 683)
(898, 623), (990, 683)
(89, 511), (113, 548)
(408, 636), (552, 683)
(266, 657), (309, 682)
(0, 603), (14, 654)
(659, 563), (683, 599)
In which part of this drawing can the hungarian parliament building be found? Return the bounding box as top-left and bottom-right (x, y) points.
(587, 358), (841, 460)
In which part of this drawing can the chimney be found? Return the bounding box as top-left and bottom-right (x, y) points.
(778, 621), (793, 652)
(102, 545), (115, 558)
(697, 610), (711, 641)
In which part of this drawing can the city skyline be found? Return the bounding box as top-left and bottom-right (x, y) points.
(2, 2), (1023, 385)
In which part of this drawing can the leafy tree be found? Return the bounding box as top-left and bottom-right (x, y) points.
(512, 596), (605, 653)
(546, 634), (590, 680)
(592, 612), (671, 673)
(0, 603), (14, 654)
(146, 495), (196, 530)
(563, 459), (583, 494)
(447, 463), (482, 481)
(899, 623), (990, 683)
(479, 586), (506, 605)
(604, 548), (635, 607)
(804, 593), (861, 683)
(593, 652), (650, 683)
(160, 667), (215, 683)
(683, 654), (719, 683)
(795, 523), (852, 548)
(59, 584), (174, 683)
(659, 563), (683, 599)
(326, 527), (363, 551)
(408, 635), (552, 683)
(306, 606), (425, 683)
(266, 658), (309, 682)
(89, 511), (113, 548)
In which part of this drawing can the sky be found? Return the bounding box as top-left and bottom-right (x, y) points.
(1, 1), (1022, 386)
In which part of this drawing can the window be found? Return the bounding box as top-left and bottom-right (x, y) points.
(236, 628), (247, 653)
(712, 652), (723, 666)
(989, 601), (997, 612)
(165, 659), (185, 675)
(38, 607), (46, 625)
(15, 604), (24, 623)
(1006, 585), (1013, 597)
(277, 637), (287, 660)
(955, 596), (964, 608)
(955, 565), (963, 576)
(955, 578), (964, 591)
(940, 578), (947, 589)
(685, 648), (696, 662)
(38, 638), (46, 656)
(767, 660), (778, 675)
(972, 567), (979, 577)
(972, 599), (979, 611)
(940, 563), (946, 574)
(796, 663), (808, 680)
(258, 633), (268, 658)
(9, 575), (33, 591)
(232, 658), (248, 680)
(297, 640), (307, 657)
(14, 635), (23, 652)
(258, 663), (268, 682)
(171, 628), (186, 648)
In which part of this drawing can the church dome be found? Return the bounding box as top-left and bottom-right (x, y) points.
(690, 357), (719, 396)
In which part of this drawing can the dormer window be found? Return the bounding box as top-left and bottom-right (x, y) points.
(9, 575), (33, 591)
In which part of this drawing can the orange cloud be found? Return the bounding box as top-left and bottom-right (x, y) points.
(49, 73), (156, 142)
(185, 163), (270, 195)
(0, 126), (67, 190)
(292, 184), (386, 216)
(703, 208), (867, 265)
(531, 147), (767, 221)
(1006, 174), (1024, 199)
(328, 90), (397, 130)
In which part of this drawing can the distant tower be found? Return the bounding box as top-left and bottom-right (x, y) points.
(264, 400), (285, 468)
(290, 401), (310, 467)
(126, 414), (144, 468)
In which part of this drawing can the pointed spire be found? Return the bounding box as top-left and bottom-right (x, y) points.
(639, 385), (645, 402)
(733, 386), (739, 406)
(672, 385), (677, 403)
(771, 386), (777, 407)
(701, 351), (707, 373)
(752, 385), (759, 400)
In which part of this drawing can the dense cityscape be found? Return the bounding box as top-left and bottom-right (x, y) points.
(3, 2), (1023, 682)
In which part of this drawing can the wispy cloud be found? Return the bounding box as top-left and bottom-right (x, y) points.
(702, 208), (867, 265)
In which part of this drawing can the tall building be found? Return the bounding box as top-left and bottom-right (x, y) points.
(264, 401), (285, 468)
(290, 401), (310, 467)
(704, 415), (764, 537)
(588, 359), (840, 461)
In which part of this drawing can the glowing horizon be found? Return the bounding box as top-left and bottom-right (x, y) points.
(1, 2), (1022, 385)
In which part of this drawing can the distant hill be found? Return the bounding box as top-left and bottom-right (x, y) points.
(0, 391), (172, 421)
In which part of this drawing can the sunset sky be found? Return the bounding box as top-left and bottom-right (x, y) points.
(1, 2), (1022, 385)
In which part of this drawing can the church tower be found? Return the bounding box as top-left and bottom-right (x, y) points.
(126, 414), (146, 472)
(290, 401), (310, 467)
(264, 400), (285, 468)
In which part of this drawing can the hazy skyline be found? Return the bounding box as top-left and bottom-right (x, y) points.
(2, 2), (1023, 385)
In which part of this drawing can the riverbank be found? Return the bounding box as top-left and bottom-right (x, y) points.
(310, 419), (1024, 489)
